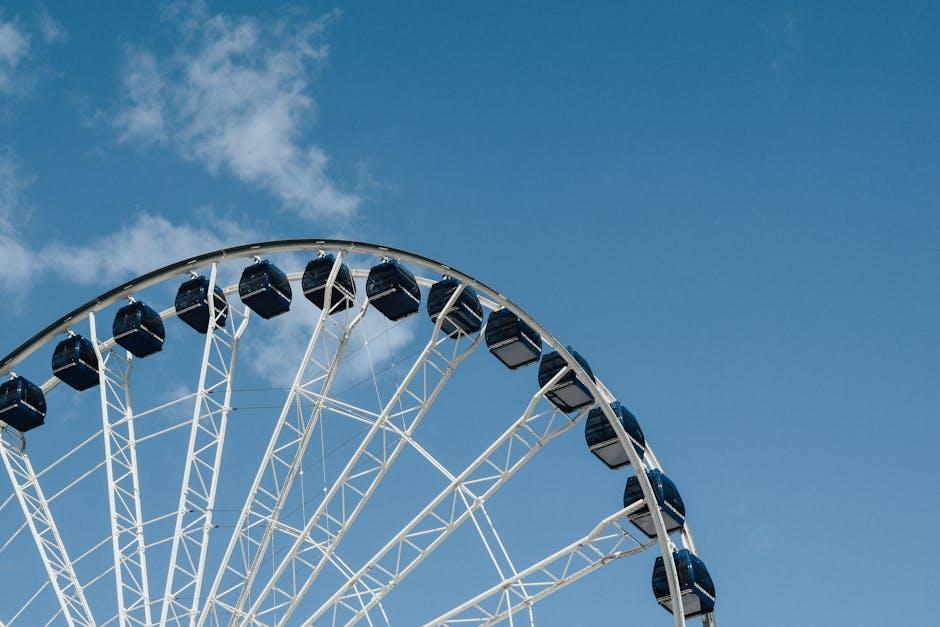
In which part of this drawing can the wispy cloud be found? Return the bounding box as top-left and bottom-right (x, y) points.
(38, 209), (261, 285)
(761, 11), (802, 74)
(0, 10), (72, 293)
(0, 186), (262, 295)
(0, 147), (37, 292)
(243, 297), (416, 393)
(746, 524), (776, 552)
(114, 2), (359, 221)
(0, 8), (67, 97)
(0, 8), (265, 296)
(36, 6), (67, 45)
(0, 146), (31, 229)
(114, 48), (166, 143)
(0, 15), (30, 94)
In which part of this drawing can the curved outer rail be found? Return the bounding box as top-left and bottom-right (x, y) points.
(0, 239), (713, 625)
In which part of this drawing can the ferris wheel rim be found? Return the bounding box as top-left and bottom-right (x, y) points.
(0, 239), (709, 626)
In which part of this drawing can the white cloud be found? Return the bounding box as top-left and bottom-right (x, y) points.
(0, 8), (66, 96)
(243, 280), (416, 391)
(340, 307), (417, 387)
(0, 16), (30, 94)
(0, 146), (30, 229)
(245, 306), (319, 388)
(36, 7), (67, 45)
(114, 48), (166, 143)
(115, 3), (359, 221)
(0, 232), (34, 293)
(0, 164), (262, 293)
(38, 209), (261, 285)
(0, 148), (36, 291)
(0, 146), (260, 293)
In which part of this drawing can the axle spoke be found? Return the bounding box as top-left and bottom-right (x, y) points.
(198, 254), (367, 626)
(427, 503), (653, 626)
(0, 426), (95, 627)
(160, 263), (252, 626)
(90, 312), (153, 627)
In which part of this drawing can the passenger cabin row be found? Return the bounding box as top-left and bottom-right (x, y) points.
(0, 256), (534, 431)
(564, 345), (716, 618)
(582, 404), (716, 619)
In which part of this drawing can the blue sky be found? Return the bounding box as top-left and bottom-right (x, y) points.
(0, 1), (938, 625)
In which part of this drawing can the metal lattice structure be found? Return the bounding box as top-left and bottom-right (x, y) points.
(161, 264), (252, 625)
(0, 241), (715, 627)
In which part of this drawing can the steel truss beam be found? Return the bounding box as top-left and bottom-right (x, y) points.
(197, 254), (366, 627)
(236, 286), (481, 626)
(301, 366), (581, 627)
(428, 502), (653, 626)
(249, 516), (392, 627)
(90, 312), (153, 627)
(159, 263), (252, 626)
(0, 426), (95, 627)
(307, 395), (524, 608)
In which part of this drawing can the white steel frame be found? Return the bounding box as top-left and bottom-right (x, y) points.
(0, 240), (713, 627)
(197, 253), (369, 626)
(299, 365), (581, 626)
(0, 424), (95, 626)
(89, 312), (153, 627)
(427, 501), (654, 625)
(235, 285), (481, 626)
(159, 263), (252, 626)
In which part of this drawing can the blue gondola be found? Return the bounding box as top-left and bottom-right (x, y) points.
(485, 309), (542, 369)
(624, 469), (686, 537)
(584, 401), (646, 469)
(0, 376), (46, 432)
(113, 301), (165, 358)
(427, 278), (483, 338)
(51, 334), (100, 391)
(302, 254), (356, 313)
(366, 260), (421, 321)
(238, 259), (292, 319)
(175, 276), (228, 333)
(652, 549), (716, 618)
(537, 347), (595, 413)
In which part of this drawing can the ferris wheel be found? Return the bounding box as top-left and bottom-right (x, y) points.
(0, 240), (716, 627)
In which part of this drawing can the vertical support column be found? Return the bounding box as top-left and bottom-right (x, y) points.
(160, 263), (252, 626)
(90, 311), (152, 627)
(0, 426), (95, 627)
